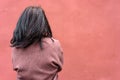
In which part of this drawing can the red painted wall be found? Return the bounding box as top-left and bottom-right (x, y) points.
(0, 0), (120, 80)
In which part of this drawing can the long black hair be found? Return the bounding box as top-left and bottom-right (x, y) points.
(10, 6), (53, 48)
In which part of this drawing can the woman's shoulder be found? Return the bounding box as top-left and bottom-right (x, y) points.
(42, 37), (60, 44)
(42, 37), (61, 49)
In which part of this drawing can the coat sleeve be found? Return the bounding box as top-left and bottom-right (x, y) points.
(50, 40), (64, 72)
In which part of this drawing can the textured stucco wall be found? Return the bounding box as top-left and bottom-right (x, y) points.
(0, 0), (120, 80)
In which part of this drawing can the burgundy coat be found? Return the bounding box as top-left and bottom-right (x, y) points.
(12, 38), (63, 80)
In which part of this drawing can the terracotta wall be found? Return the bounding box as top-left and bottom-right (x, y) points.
(0, 0), (120, 80)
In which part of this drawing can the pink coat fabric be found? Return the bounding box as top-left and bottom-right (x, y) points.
(12, 38), (63, 80)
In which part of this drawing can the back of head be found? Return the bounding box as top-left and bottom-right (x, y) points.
(10, 6), (53, 48)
